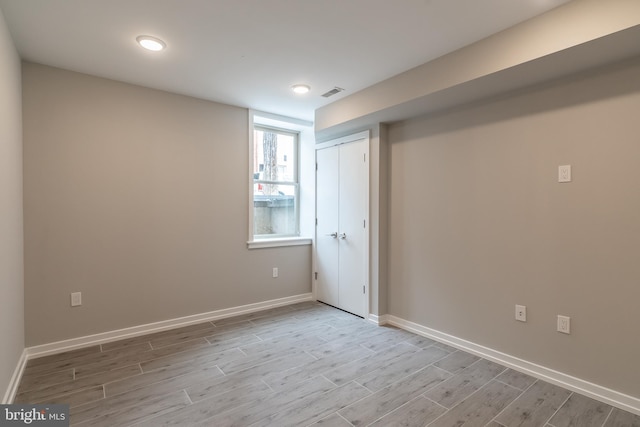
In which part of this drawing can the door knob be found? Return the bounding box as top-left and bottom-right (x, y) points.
(339, 233), (347, 239)
(326, 232), (338, 238)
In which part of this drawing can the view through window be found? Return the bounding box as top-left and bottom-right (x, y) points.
(253, 126), (299, 238)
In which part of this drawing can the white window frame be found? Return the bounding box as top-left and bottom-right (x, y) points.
(248, 111), (312, 249)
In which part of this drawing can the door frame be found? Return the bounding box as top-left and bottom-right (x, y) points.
(314, 130), (370, 318)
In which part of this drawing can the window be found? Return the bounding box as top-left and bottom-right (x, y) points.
(252, 126), (299, 238)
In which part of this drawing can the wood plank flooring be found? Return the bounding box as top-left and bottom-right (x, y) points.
(15, 301), (640, 426)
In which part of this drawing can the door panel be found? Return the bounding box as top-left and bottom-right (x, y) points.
(338, 140), (366, 317)
(315, 146), (340, 307)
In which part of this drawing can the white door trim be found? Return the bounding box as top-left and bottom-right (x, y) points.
(314, 131), (370, 319)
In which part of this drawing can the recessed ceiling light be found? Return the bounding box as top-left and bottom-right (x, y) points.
(292, 84), (310, 94)
(136, 35), (166, 52)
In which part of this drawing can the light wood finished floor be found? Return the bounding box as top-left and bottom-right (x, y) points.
(16, 302), (640, 426)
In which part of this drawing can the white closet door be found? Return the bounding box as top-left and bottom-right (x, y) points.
(315, 146), (340, 307)
(337, 140), (366, 317)
(316, 139), (367, 317)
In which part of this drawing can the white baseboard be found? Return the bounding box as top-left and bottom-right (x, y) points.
(367, 313), (388, 325)
(2, 349), (28, 404)
(26, 293), (313, 360)
(386, 315), (640, 416)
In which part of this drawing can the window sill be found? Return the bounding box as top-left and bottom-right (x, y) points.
(247, 237), (312, 250)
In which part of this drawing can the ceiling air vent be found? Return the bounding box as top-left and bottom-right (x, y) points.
(321, 87), (345, 98)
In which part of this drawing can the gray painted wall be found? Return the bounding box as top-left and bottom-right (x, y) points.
(387, 58), (640, 399)
(22, 63), (311, 346)
(0, 8), (24, 401)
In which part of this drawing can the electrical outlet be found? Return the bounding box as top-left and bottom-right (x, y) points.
(515, 305), (527, 322)
(272, 267), (278, 278)
(558, 165), (572, 183)
(557, 315), (571, 334)
(71, 292), (82, 307)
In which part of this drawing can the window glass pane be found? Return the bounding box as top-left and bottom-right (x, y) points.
(253, 183), (297, 237)
(253, 129), (295, 182)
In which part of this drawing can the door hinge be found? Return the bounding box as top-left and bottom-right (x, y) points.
(315, 272), (318, 280)
(363, 153), (366, 162)
(363, 285), (365, 294)
(316, 162), (318, 171)
(364, 219), (366, 228)
(316, 218), (318, 226)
